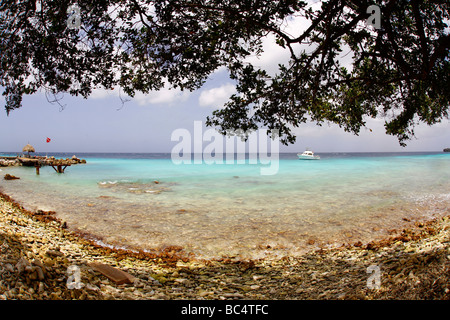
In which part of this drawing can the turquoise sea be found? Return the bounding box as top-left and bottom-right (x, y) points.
(1, 152), (449, 259)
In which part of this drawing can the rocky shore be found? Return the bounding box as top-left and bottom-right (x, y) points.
(0, 158), (19, 167)
(0, 191), (449, 300)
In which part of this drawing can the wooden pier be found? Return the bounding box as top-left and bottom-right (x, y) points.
(50, 162), (71, 174)
(1, 155), (86, 174)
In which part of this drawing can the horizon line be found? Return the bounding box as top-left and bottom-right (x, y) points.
(1, 150), (447, 154)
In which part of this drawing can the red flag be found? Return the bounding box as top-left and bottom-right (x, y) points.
(46, 137), (51, 143)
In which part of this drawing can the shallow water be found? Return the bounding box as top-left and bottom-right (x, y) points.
(1, 152), (449, 259)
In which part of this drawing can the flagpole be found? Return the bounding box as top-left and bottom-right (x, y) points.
(45, 137), (51, 158)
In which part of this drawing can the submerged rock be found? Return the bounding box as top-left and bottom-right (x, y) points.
(4, 174), (20, 180)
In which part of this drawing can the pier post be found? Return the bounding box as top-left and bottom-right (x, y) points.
(51, 164), (70, 173)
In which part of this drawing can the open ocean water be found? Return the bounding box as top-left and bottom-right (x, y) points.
(0, 152), (449, 260)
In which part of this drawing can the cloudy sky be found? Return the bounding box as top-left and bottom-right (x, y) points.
(1, 8), (449, 154)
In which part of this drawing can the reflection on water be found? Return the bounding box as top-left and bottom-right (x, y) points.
(0, 153), (449, 260)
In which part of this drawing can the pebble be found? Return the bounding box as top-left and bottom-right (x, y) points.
(5, 263), (14, 273)
(222, 293), (245, 299)
(46, 249), (64, 257)
(174, 278), (189, 284)
(16, 257), (31, 274)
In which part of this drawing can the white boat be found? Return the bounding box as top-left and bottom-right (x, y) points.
(297, 150), (320, 160)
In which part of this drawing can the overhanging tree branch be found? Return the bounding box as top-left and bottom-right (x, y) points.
(0, 0), (449, 146)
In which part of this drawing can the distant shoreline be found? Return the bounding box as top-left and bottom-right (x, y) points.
(1, 150), (448, 159)
(2, 150), (449, 154)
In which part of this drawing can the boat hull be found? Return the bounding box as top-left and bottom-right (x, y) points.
(297, 155), (320, 160)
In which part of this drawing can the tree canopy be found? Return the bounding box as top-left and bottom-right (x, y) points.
(1, 0), (449, 145)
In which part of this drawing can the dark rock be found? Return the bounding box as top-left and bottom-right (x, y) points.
(89, 262), (136, 284)
(4, 174), (20, 180)
(46, 249), (64, 257)
(354, 241), (363, 247)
